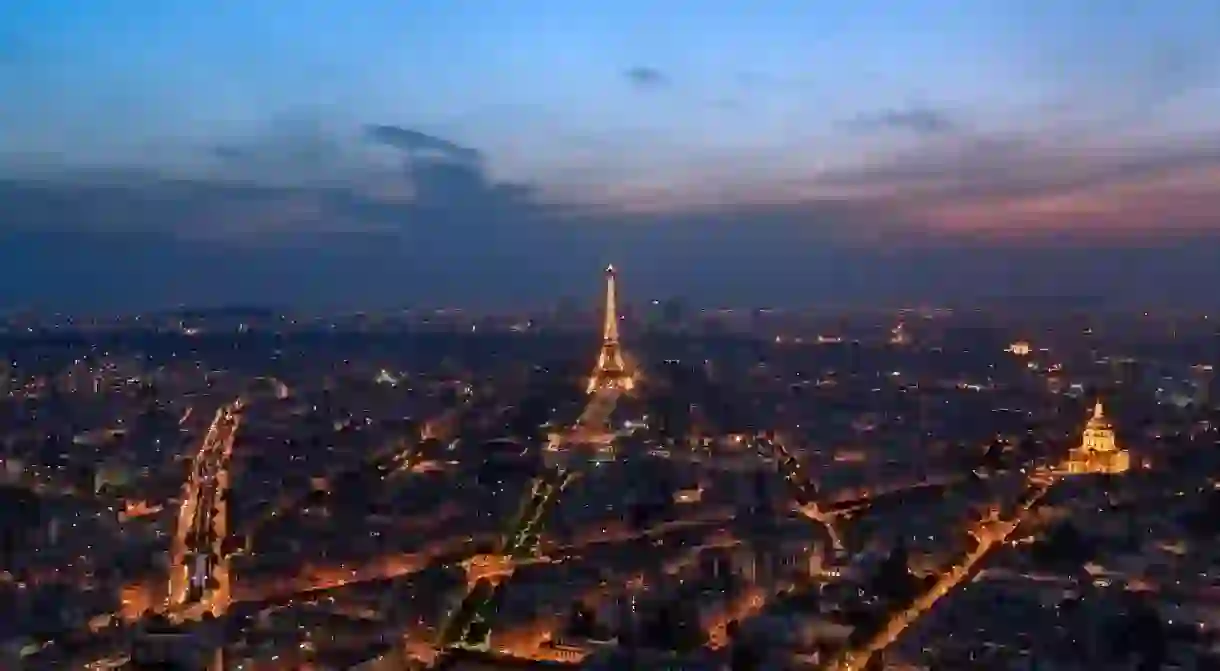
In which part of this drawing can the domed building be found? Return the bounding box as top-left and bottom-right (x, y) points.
(1065, 401), (1130, 475)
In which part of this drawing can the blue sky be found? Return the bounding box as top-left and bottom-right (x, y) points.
(2, 1), (1219, 310)
(6, 1), (1208, 180)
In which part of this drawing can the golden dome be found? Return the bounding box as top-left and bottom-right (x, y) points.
(1085, 401), (1113, 431)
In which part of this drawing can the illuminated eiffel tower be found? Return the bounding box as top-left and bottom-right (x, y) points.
(586, 264), (635, 394)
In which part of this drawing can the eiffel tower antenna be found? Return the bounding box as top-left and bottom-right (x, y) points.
(586, 264), (635, 394)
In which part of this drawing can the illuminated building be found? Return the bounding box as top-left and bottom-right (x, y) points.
(586, 264), (634, 394)
(1007, 340), (1031, 356)
(550, 265), (637, 456)
(889, 322), (910, 346)
(119, 581), (156, 620)
(1064, 401), (1130, 475)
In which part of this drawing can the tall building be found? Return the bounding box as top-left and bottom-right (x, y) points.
(1064, 401), (1130, 475)
(586, 265), (634, 394)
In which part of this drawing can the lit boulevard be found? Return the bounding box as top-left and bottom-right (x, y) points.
(166, 399), (243, 621)
(823, 401), (1133, 670)
(707, 587), (768, 649)
(230, 508), (735, 603)
(755, 433), (966, 555)
(433, 465), (578, 652)
(824, 466), (1060, 671)
(433, 265), (638, 661)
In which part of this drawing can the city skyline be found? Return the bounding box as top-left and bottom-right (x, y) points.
(2, 1), (1220, 310)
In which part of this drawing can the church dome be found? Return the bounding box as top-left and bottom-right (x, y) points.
(1084, 401), (1113, 431)
(1064, 399), (1129, 475)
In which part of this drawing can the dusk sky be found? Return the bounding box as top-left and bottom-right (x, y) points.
(2, 1), (1220, 312)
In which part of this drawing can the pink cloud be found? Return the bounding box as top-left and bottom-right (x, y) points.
(914, 163), (1220, 241)
(561, 132), (1220, 244)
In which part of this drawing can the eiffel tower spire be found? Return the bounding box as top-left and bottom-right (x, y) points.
(586, 264), (634, 394)
(602, 264), (620, 346)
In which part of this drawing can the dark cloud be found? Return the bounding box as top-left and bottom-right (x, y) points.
(363, 125), (537, 211)
(199, 118), (360, 188)
(210, 136), (338, 171)
(364, 125), (482, 163)
(842, 107), (959, 136)
(624, 66), (669, 91)
(0, 123), (565, 311)
(4, 122), (1220, 312)
(4, 200), (1220, 313)
(2, 122), (540, 232)
(211, 145), (248, 162)
(820, 133), (1220, 203)
(0, 178), (371, 238)
(200, 122), (531, 212)
(809, 129), (1220, 241)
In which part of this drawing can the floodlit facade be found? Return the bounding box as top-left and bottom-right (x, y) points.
(586, 264), (634, 394)
(1064, 401), (1130, 475)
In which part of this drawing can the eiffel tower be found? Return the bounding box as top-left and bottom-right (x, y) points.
(586, 264), (635, 394)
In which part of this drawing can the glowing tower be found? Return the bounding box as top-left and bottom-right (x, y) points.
(586, 265), (634, 394)
(1065, 400), (1130, 475)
